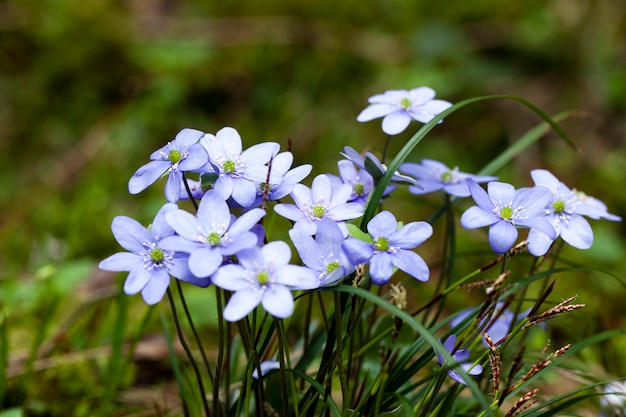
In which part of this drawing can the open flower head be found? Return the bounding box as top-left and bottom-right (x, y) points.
(527, 169), (622, 256)
(342, 210), (432, 285)
(251, 151), (313, 206)
(200, 127), (281, 208)
(357, 87), (452, 135)
(400, 159), (497, 197)
(128, 128), (208, 203)
(460, 179), (556, 254)
(211, 241), (319, 321)
(436, 334), (483, 385)
(161, 190), (265, 279)
(274, 174), (364, 236)
(341, 146), (415, 185)
(289, 216), (354, 287)
(99, 203), (204, 305)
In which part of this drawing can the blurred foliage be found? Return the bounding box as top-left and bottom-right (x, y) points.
(0, 0), (624, 415)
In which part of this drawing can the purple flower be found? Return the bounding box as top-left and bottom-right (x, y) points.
(460, 179), (556, 254)
(250, 151), (313, 207)
(200, 127), (281, 208)
(450, 303), (530, 347)
(342, 210), (432, 285)
(252, 360), (281, 379)
(527, 169), (622, 256)
(211, 241), (319, 321)
(128, 128), (208, 203)
(357, 87), (452, 135)
(575, 191), (622, 221)
(341, 146), (415, 185)
(328, 160), (396, 206)
(289, 217), (355, 287)
(436, 335), (483, 385)
(274, 174), (364, 236)
(160, 190), (265, 278)
(400, 159), (497, 198)
(99, 203), (204, 305)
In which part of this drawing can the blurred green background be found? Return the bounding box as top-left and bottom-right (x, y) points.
(1, 0), (625, 415)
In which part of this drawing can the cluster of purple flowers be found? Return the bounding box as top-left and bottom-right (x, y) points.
(100, 125), (435, 321)
(100, 86), (620, 388)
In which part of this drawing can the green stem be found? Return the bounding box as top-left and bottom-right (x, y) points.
(166, 288), (211, 417)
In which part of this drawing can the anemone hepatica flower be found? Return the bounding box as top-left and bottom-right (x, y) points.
(128, 128), (208, 203)
(289, 217), (355, 287)
(200, 127), (281, 208)
(601, 380), (626, 411)
(99, 203), (204, 305)
(436, 335), (483, 385)
(357, 87), (452, 135)
(460, 179), (556, 254)
(274, 174), (364, 236)
(341, 146), (415, 185)
(160, 190), (265, 279)
(526, 169), (622, 256)
(328, 160), (394, 206)
(400, 159), (497, 198)
(251, 360), (281, 380)
(251, 151), (312, 206)
(450, 302), (530, 347)
(211, 241), (319, 321)
(342, 210), (432, 285)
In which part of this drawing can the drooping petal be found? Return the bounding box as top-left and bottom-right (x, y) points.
(560, 215), (593, 249)
(140, 268), (170, 305)
(261, 285), (294, 318)
(111, 216), (152, 253)
(223, 289), (263, 322)
(488, 221), (518, 254)
(164, 169), (182, 203)
(370, 251), (394, 284)
(214, 174), (235, 200)
(99, 252), (142, 272)
(189, 247), (223, 278)
(231, 178), (258, 208)
(381, 111), (412, 135)
(527, 229), (554, 257)
(391, 250), (430, 282)
(128, 160), (171, 194)
(123, 266), (152, 295)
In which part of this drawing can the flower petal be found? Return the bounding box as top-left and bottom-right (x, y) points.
(223, 289), (263, 322)
(391, 250), (430, 282)
(382, 111), (412, 135)
(111, 216), (152, 253)
(261, 285), (294, 318)
(560, 215), (593, 249)
(128, 161), (171, 194)
(488, 221), (518, 253)
(356, 103), (394, 122)
(99, 252), (142, 272)
(370, 251), (394, 284)
(189, 247), (223, 278)
(460, 206), (497, 229)
(389, 221), (433, 248)
(140, 268), (170, 305)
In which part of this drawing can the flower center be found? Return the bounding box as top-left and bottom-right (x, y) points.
(374, 237), (390, 251)
(312, 204), (325, 218)
(223, 159), (236, 174)
(499, 206), (514, 220)
(326, 261), (340, 273)
(552, 200), (566, 213)
(353, 182), (365, 196)
(168, 149), (183, 164)
(441, 170), (453, 183)
(400, 97), (412, 109)
(208, 232), (221, 246)
(257, 271), (270, 285)
(149, 247), (165, 264)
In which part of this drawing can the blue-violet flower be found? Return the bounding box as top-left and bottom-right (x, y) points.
(436, 334), (483, 385)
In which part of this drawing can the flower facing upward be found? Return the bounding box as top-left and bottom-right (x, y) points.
(526, 169), (622, 256)
(160, 190), (265, 279)
(128, 128), (208, 203)
(99, 203), (204, 305)
(460, 179), (556, 254)
(400, 159), (497, 197)
(274, 174), (364, 236)
(211, 241), (319, 321)
(200, 127), (281, 208)
(342, 210), (432, 285)
(357, 87), (452, 135)
(289, 217), (355, 287)
(436, 335), (483, 385)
